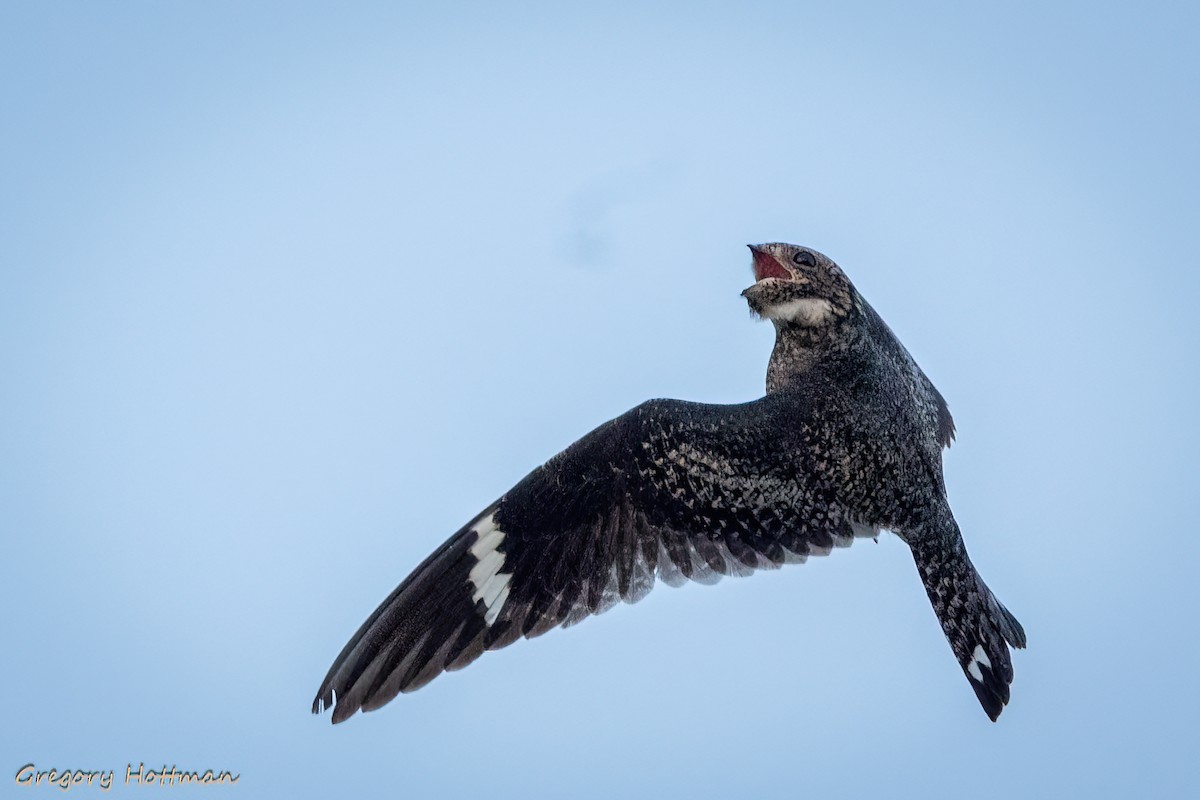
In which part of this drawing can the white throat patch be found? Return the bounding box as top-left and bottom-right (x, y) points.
(762, 297), (834, 326)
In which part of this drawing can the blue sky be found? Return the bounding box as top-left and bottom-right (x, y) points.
(2, 2), (1197, 797)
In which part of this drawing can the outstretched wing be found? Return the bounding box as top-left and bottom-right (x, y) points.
(313, 395), (872, 723)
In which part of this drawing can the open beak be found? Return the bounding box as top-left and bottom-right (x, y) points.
(748, 244), (792, 282)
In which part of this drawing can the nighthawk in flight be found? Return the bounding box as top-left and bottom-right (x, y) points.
(313, 243), (1026, 722)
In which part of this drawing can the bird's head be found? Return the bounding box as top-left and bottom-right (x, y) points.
(741, 243), (855, 327)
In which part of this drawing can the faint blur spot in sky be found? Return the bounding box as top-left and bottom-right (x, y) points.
(558, 157), (681, 268)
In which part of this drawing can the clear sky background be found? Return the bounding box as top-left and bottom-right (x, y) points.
(3, 2), (1197, 797)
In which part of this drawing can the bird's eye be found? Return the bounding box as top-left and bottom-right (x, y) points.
(792, 251), (817, 268)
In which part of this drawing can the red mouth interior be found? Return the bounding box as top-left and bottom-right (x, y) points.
(751, 249), (791, 282)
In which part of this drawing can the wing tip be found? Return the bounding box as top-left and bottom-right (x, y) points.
(312, 687), (361, 724)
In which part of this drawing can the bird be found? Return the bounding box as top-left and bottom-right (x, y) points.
(312, 242), (1026, 723)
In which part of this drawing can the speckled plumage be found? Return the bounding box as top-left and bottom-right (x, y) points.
(313, 242), (1025, 724)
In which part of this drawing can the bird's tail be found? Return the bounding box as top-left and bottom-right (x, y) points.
(911, 539), (1026, 721)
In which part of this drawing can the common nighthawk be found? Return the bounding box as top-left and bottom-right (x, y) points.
(313, 243), (1026, 722)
